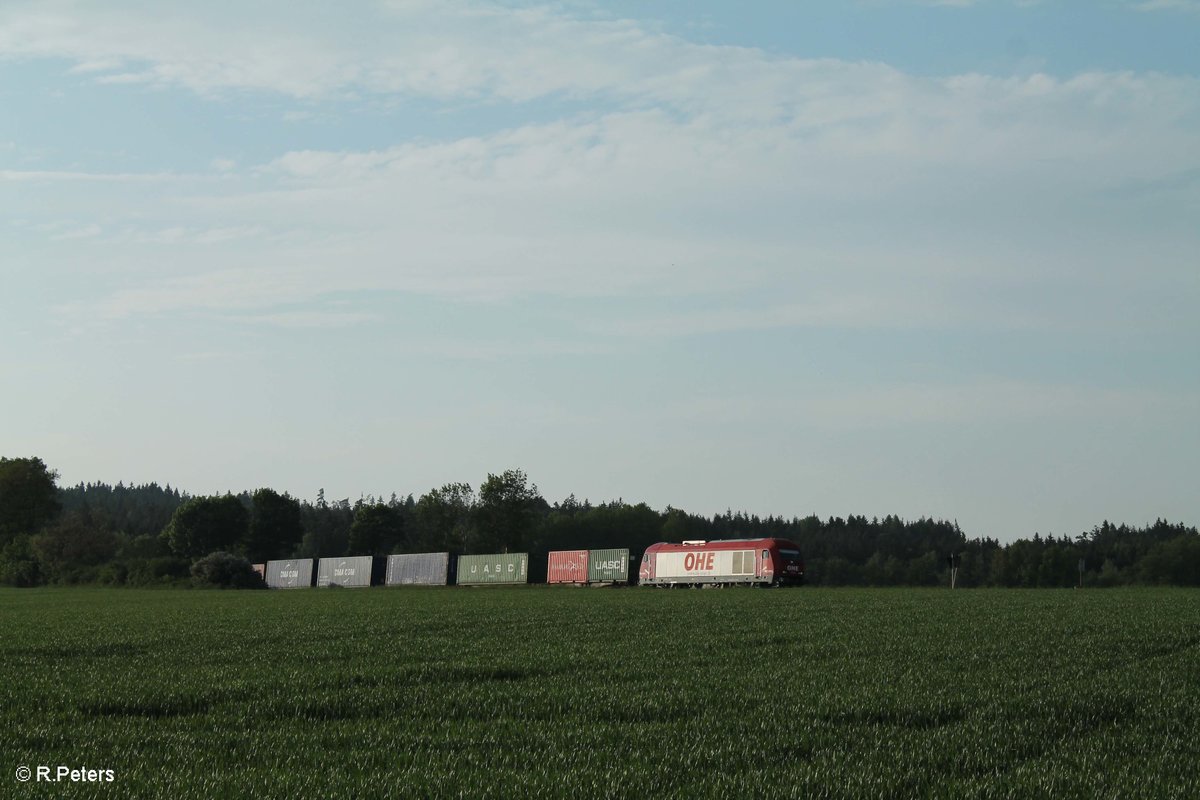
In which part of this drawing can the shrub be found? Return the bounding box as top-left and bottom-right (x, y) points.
(97, 562), (130, 586)
(190, 551), (266, 589)
(0, 535), (41, 587)
(127, 557), (192, 587)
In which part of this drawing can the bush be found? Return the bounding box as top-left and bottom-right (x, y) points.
(127, 557), (192, 587)
(190, 552), (266, 589)
(97, 562), (130, 586)
(0, 535), (41, 587)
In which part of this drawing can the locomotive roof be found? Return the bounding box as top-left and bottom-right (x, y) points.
(651, 537), (800, 547)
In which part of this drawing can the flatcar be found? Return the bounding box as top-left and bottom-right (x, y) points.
(638, 538), (805, 587)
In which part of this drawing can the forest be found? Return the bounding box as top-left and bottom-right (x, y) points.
(1, 456), (1197, 588)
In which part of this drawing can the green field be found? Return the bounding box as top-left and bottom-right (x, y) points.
(3, 587), (1199, 798)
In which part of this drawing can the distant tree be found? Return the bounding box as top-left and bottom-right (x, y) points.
(863, 552), (892, 586)
(1096, 558), (1123, 587)
(414, 482), (477, 552)
(535, 500), (663, 556)
(475, 470), (545, 553)
(660, 507), (703, 544)
(245, 488), (303, 563)
(348, 503), (405, 555)
(31, 509), (121, 584)
(298, 496), (353, 559)
(815, 557), (858, 586)
(1139, 535), (1200, 586)
(58, 481), (185, 539)
(0, 535), (40, 587)
(905, 551), (941, 586)
(0, 456), (61, 546)
(163, 495), (249, 559)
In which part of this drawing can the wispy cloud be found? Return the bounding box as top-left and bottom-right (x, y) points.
(109, 225), (268, 245)
(4, 2), (1197, 351)
(0, 169), (187, 182)
(231, 310), (380, 329)
(0, 0), (722, 104)
(50, 223), (103, 240)
(15, 65), (1194, 342)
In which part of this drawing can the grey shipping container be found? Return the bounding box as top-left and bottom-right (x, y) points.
(265, 558), (314, 589)
(386, 552), (450, 586)
(316, 555), (375, 588)
(456, 553), (529, 586)
(587, 548), (630, 583)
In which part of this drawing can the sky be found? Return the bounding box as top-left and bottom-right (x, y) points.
(2, 0), (1197, 543)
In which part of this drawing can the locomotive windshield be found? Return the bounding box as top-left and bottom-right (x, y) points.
(778, 549), (801, 560)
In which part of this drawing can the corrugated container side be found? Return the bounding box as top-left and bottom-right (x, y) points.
(456, 553), (529, 585)
(316, 555), (375, 588)
(587, 548), (630, 583)
(386, 552), (450, 586)
(547, 550), (589, 584)
(265, 558), (314, 589)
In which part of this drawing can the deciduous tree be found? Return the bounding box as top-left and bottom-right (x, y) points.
(163, 495), (249, 560)
(348, 503), (405, 555)
(0, 456), (61, 546)
(246, 488), (303, 563)
(476, 470), (544, 553)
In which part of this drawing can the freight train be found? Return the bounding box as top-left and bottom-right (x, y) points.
(259, 538), (805, 589)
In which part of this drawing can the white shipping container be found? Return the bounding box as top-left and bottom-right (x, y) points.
(385, 552), (450, 586)
(316, 555), (375, 588)
(265, 558), (314, 589)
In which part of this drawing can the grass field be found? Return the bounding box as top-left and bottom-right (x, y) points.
(3, 586), (1199, 799)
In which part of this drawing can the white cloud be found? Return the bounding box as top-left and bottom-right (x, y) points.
(108, 224), (267, 245)
(232, 310), (381, 329)
(11, 62), (1192, 342)
(3, 1), (1197, 348)
(50, 223), (103, 240)
(0, 0), (691, 102)
(0, 169), (186, 182)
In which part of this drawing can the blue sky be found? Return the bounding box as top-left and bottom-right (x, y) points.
(2, 0), (1197, 542)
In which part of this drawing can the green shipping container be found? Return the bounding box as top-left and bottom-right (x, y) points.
(456, 553), (529, 585)
(587, 548), (630, 583)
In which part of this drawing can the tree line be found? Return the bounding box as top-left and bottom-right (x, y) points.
(1, 456), (1197, 587)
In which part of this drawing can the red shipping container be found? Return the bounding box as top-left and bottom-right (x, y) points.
(546, 550), (589, 584)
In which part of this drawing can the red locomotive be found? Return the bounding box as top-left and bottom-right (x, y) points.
(639, 538), (805, 587)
